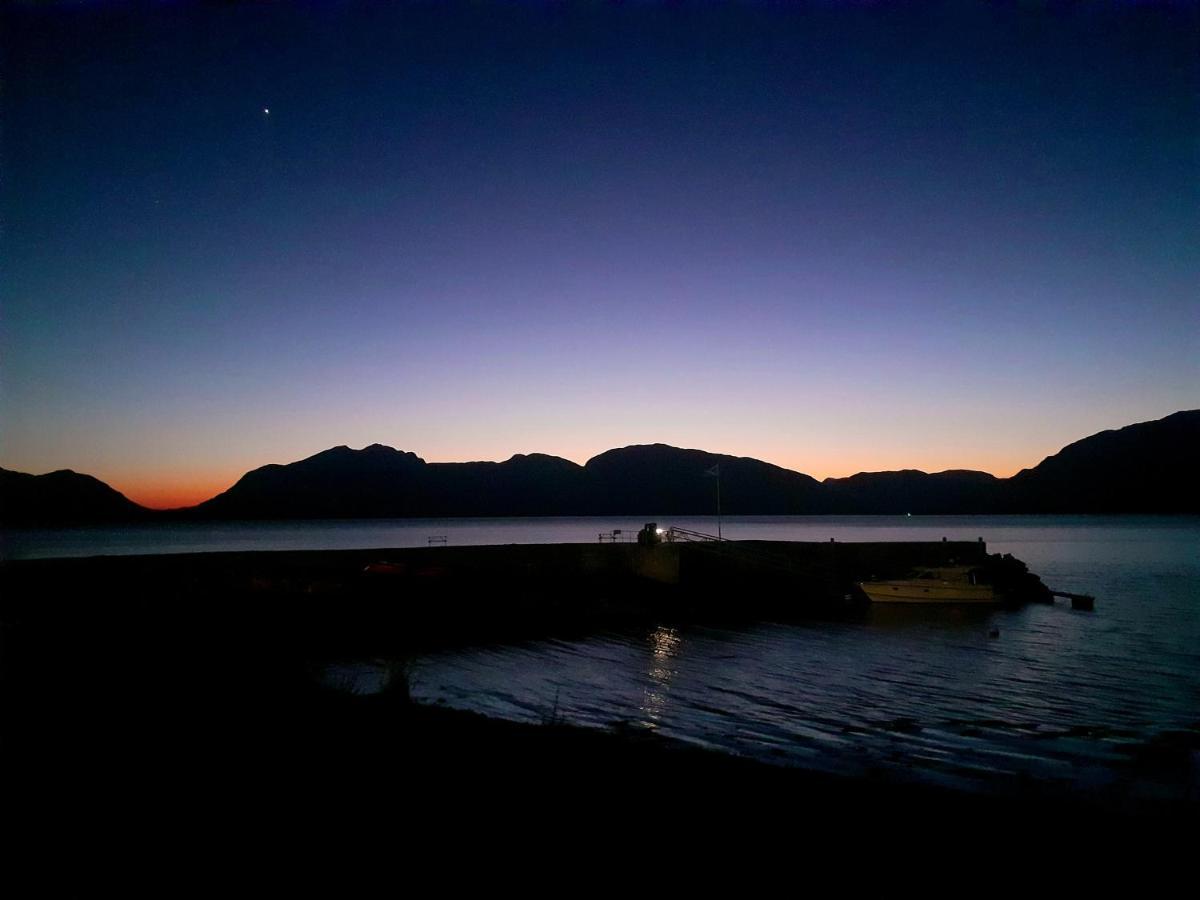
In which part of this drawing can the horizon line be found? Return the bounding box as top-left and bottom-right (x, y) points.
(3, 442), (1035, 512)
(7, 408), (1194, 510)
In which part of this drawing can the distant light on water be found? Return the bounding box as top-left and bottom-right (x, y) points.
(640, 625), (681, 728)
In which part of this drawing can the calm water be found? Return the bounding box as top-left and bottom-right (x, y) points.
(7, 515), (1199, 799)
(329, 515), (1194, 801)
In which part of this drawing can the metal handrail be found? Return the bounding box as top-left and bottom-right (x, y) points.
(664, 526), (724, 543)
(598, 529), (637, 543)
(665, 526), (834, 579)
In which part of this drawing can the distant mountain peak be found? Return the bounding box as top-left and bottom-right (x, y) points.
(503, 452), (582, 467)
(0, 467), (149, 525)
(3, 410), (1195, 523)
(300, 443), (424, 464)
(1005, 409), (1198, 512)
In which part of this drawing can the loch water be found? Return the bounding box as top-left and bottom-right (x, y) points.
(7, 515), (1199, 800)
(339, 515), (1198, 801)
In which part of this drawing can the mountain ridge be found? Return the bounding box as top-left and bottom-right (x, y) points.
(0, 467), (151, 525)
(2, 411), (1196, 524)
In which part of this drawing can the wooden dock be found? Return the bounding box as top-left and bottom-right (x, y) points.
(1051, 589), (1096, 610)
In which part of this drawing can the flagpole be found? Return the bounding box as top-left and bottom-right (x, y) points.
(717, 468), (722, 540)
(704, 463), (723, 540)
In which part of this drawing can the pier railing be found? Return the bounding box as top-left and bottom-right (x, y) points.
(663, 526), (723, 544)
(599, 525), (832, 583)
(597, 529), (638, 543)
(666, 526), (819, 578)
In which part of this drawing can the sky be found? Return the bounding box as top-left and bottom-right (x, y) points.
(3, 1), (1197, 509)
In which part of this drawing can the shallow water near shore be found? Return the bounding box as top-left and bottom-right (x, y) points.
(8, 514), (1199, 800)
(318, 514), (1197, 801)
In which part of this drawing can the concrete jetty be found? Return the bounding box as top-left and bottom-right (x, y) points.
(0, 536), (1050, 656)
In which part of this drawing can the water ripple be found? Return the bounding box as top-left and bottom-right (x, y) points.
(403, 519), (1200, 795)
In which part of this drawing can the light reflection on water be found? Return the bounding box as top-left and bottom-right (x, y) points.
(639, 625), (681, 728)
(16, 514), (1194, 796)
(395, 517), (1200, 797)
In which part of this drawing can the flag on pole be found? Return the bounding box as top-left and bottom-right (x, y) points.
(706, 463), (723, 540)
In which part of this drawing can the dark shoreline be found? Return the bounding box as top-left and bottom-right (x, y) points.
(3, 544), (1194, 865)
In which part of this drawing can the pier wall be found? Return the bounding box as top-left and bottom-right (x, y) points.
(1, 540), (991, 652)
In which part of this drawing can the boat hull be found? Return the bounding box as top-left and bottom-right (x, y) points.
(858, 581), (997, 604)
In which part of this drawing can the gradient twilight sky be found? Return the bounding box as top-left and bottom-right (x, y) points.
(3, 1), (1197, 508)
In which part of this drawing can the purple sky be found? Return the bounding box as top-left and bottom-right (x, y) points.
(3, 1), (1197, 507)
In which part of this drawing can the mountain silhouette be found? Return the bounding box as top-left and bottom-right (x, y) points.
(585, 444), (828, 515)
(191, 446), (593, 519)
(1, 411), (1196, 524)
(823, 469), (1002, 515)
(0, 468), (149, 525)
(1004, 410), (1199, 513)
(185, 443), (834, 519)
(193, 444), (428, 519)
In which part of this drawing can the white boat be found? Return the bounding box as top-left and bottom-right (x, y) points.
(858, 566), (997, 604)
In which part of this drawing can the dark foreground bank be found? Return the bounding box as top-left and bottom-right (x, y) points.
(2, 544), (1193, 881)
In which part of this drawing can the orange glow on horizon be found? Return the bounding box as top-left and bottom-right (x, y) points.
(111, 447), (1033, 511)
(774, 454), (1027, 482)
(116, 477), (237, 511)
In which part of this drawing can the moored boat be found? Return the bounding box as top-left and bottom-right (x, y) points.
(858, 566), (997, 604)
